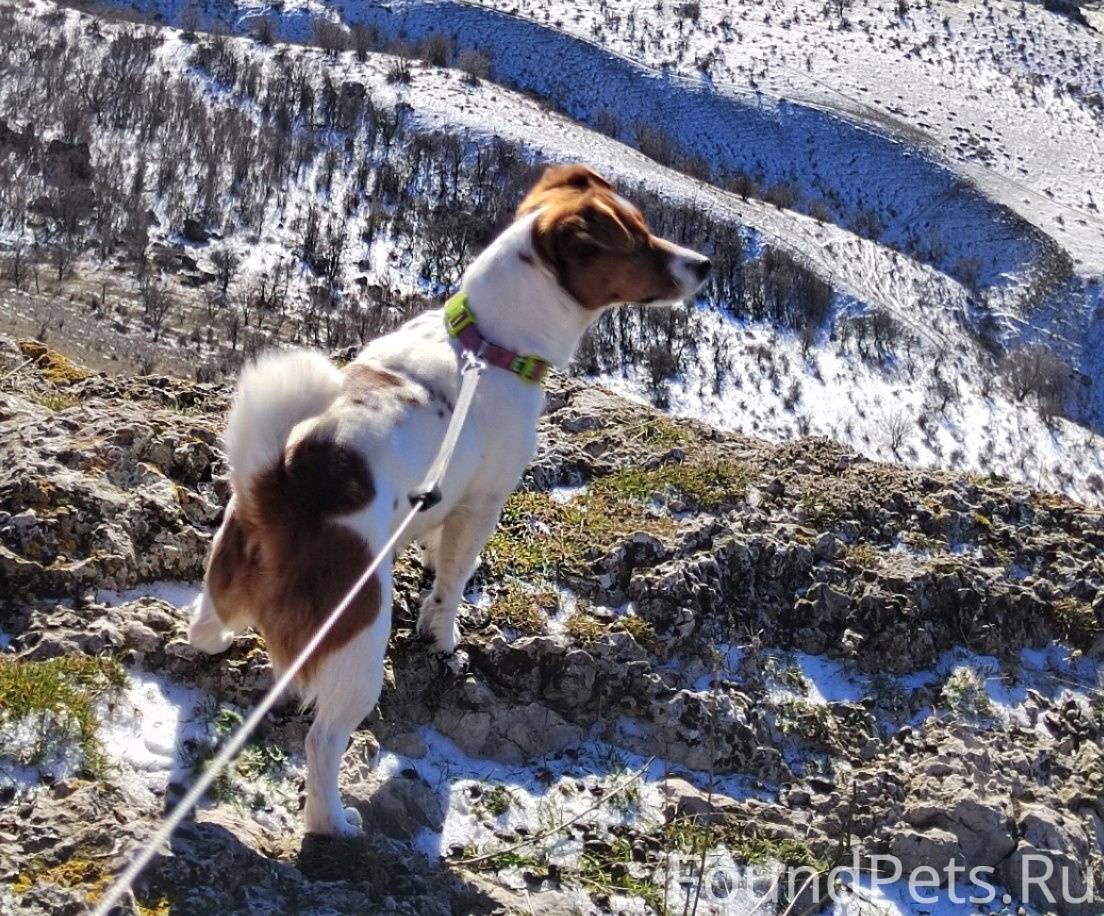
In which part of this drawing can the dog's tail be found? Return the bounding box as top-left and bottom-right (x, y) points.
(223, 348), (344, 496)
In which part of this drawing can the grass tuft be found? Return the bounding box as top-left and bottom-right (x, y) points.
(939, 666), (995, 720)
(29, 390), (79, 411)
(1052, 596), (1100, 648)
(488, 584), (557, 633)
(485, 458), (748, 579)
(478, 784), (514, 818)
(0, 654), (125, 775)
(564, 611), (606, 644)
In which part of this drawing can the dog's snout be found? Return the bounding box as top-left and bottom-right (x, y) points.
(694, 257), (712, 281)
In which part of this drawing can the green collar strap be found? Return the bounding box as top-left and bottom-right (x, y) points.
(444, 292), (550, 385)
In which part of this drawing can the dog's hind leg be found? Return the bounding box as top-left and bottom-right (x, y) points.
(302, 552), (392, 837)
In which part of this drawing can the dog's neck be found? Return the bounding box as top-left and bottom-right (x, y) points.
(459, 212), (598, 368)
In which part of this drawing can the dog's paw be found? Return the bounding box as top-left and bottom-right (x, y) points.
(305, 805), (364, 838)
(430, 620), (460, 654)
(187, 618), (234, 655)
(417, 597), (460, 653)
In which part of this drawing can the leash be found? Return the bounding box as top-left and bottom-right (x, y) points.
(93, 352), (486, 916)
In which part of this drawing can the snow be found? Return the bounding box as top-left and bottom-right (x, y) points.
(549, 483), (588, 504)
(895, 643), (1103, 734)
(8, 0), (1102, 503)
(791, 652), (868, 706)
(380, 725), (764, 869)
(97, 580), (202, 610)
(97, 669), (212, 801)
(0, 713), (86, 799)
(829, 873), (1022, 915)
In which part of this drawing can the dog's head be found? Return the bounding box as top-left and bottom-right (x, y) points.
(517, 164), (711, 311)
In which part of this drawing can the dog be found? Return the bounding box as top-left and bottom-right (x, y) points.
(187, 164), (711, 836)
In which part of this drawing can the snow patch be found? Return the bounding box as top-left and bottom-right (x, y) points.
(98, 580), (201, 610)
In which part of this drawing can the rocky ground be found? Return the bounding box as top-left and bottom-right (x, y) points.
(0, 335), (1102, 915)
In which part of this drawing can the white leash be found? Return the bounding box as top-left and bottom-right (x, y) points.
(93, 353), (486, 916)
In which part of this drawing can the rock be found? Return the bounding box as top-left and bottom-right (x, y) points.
(814, 532), (844, 561)
(433, 701), (582, 764)
(889, 827), (963, 878)
(998, 806), (1098, 915)
(660, 777), (740, 825)
(361, 774), (443, 840)
(386, 731), (428, 759)
(181, 216), (210, 243)
(902, 795), (1014, 867)
(3, 342), (1104, 915)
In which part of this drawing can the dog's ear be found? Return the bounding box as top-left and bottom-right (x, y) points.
(531, 197), (637, 272)
(517, 164), (613, 216)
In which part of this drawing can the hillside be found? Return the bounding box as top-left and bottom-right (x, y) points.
(1, 0), (1103, 504)
(1, 338), (1102, 914)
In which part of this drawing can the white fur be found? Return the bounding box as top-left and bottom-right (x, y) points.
(192, 207), (708, 836)
(222, 348), (344, 493)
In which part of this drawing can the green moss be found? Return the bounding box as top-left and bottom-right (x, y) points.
(485, 458), (749, 579)
(0, 654), (125, 775)
(12, 855), (171, 911)
(478, 785), (514, 818)
(18, 339), (94, 384)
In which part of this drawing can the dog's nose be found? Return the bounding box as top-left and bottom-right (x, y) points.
(694, 258), (712, 280)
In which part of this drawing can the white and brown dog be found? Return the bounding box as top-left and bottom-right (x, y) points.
(187, 165), (711, 836)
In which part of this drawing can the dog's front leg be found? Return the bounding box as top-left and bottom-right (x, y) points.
(416, 495), (505, 653)
(187, 589), (238, 654)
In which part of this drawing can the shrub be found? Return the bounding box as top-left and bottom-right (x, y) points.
(1000, 345), (1069, 412)
(457, 48), (492, 84)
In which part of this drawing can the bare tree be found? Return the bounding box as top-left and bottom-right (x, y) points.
(210, 247), (239, 299)
(456, 48), (492, 85)
(1001, 345), (1069, 412)
(350, 23), (380, 61)
(139, 274), (173, 342)
(882, 409), (912, 457)
(313, 17), (350, 57)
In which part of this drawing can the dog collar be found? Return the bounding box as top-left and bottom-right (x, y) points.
(444, 292), (550, 385)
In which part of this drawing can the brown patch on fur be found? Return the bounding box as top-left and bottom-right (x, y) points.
(518, 164), (682, 310)
(342, 362), (422, 407)
(205, 435), (381, 681)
